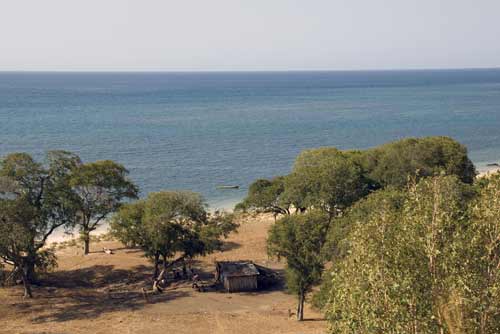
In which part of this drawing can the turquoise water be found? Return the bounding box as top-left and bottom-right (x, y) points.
(1, 70), (500, 208)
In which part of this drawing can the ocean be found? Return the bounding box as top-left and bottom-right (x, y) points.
(1, 69), (500, 209)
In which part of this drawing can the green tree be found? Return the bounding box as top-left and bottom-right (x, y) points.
(109, 199), (146, 248)
(314, 187), (406, 310)
(111, 191), (237, 291)
(237, 176), (291, 219)
(326, 176), (471, 334)
(458, 172), (500, 334)
(285, 147), (370, 220)
(143, 191), (207, 279)
(268, 210), (329, 321)
(70, 160), (138, 255)
(0, 151), (79, 297)
(362, 136), (476, 188)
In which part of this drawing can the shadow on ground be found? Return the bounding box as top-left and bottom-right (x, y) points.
(220, 241), (241, 252)
(41, 264), (152, 289)
(7, 247), (285, 324)
(7, 264), (192, 324)
(22, 288), (190, 324)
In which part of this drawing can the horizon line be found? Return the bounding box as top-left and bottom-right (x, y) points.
(1, 66), (500, 74)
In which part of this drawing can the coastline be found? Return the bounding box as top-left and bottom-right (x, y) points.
(478, 166), (500, 178)
(47, 197), (241, 244)
(47, 162), (500, 245)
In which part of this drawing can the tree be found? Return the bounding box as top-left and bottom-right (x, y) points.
(458, 172), (500, 334)
(109, 199), (146, 248)
(0, 199), (38, 297)
(111, 191), (237, 292)
(237, 176), (291, 219)
(361, 136), (476, 188)
(313, 187), (406, 310)
(268, 210), (329, 321)
(69, 160), (138, 255)
(0, 151), (79, 297)
(285, 147), (370, 220)
(325, 176), (472, 334)
(143, 191), (207, 281)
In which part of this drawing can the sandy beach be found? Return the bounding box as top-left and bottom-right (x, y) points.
(478, 165), (500, 178)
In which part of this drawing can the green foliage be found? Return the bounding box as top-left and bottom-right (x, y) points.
(285, 148), (370, 218)
(143, 191), (207, 227)
(362, 136), (476, 188)
(323, 187), (405, 260)
(0, 151), (80, 297)
(198, 210), (238, 254)
(457, 172), (500, 333)
(268, 210), (330, 320)
(237, 176), (290, 216)
(69, 160), (138, 254)
(247, 136), (476, 323)
(35, 248), (58, 274)
(324, 175), (481, 334)
(111, 191), (238, 273)
(110, 200), (146, 247)
(240, 136), (475, 222)
(314, 188), (407, 310)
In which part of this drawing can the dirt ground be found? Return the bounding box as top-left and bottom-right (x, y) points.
(0, 214), (327, 334)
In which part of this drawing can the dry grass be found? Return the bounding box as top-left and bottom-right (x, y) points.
(0, 214), (326, 334)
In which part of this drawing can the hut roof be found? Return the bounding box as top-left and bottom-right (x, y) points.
(217, 261), (260, 278)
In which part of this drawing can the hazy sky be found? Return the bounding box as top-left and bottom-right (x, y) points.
(1, 0), (499, 71)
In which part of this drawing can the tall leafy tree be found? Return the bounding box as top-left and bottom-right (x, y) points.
(326, 176), (472, 334)
(142, 191), (207, 279)
(285, 147), (370, 220)
(361, 136), (476, 188)
(459, 172), (500, 334)
(111, 191), (237, 291)
(0, 151), (79, 297)
(69, 160), (138, 255)
(268, 210), (329, 321)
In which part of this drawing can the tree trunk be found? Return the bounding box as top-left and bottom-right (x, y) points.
(162, 255), (168, 285)
(25, 256), (37, 284)
(82, 230), (90, 255)
(21, 265), (33, 298)
(153, 269), (166, 293)
(153, 252), (160, 279)
(297, 290), (305, 321)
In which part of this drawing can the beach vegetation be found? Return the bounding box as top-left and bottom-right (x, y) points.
(285, 147), (371, 220)
(321, 173), (500, 333)
(361, 136), (476, 188)
(111, 190), (237, 292)
(69, 160), (138, 255)
(267, 210), (329, 321)
(235, 176), (291, 219)
(0, 151), (80, 297)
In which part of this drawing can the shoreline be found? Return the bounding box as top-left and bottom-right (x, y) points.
(478, 166), (500, 178)
(47, 198), (240, 244)
(47, 163), (500, 245)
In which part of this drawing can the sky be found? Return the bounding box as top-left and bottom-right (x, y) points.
(1, 0), (499, 71)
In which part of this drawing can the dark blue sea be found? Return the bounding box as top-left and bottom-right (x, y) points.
(1, 69), (500, 209)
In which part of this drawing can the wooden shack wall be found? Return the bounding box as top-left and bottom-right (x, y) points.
(224, 275), (258, 292)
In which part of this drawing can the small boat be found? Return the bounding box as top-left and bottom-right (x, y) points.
(486, 163), (500, 167)
(216, 185), (239, 190)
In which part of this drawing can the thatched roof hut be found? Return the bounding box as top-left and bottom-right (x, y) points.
(215, 261), (259, 292)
